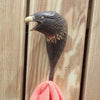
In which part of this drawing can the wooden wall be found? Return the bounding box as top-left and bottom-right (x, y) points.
(25, 0), (89, 100)
(0, 0), (26, 100)
(82, 0), (100, 100)
(0, 0), (100, 100)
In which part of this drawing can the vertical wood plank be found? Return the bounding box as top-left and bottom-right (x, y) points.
(82, 0), (100, 100)
(0, 0), (26, 99)
(25, 0), (89, 99)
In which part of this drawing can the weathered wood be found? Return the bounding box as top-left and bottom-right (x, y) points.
(25, 0), (89, 100)
(0, 0), (26, 99)
(82, 0), (100, 100)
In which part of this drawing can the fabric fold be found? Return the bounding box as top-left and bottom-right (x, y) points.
(30, 81), (64, 100)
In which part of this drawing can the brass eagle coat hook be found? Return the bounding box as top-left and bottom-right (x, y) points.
(25, 11), (68, 81)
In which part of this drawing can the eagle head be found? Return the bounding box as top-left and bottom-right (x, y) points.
(25, 11), (67, 43)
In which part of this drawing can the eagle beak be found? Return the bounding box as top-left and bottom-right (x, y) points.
(24, 16), (35, 23)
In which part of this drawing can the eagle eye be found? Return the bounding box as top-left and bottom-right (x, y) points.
(41, 16), (44, 20)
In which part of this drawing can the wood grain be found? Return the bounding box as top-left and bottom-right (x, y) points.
(25, 0), (89, 100)
(0, 0), (26, 99)
(82, 0), (100, 100)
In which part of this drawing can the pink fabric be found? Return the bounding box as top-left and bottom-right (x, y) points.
(30, 81), (64, 100)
